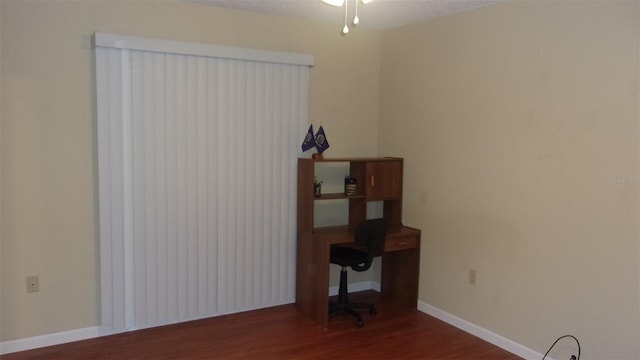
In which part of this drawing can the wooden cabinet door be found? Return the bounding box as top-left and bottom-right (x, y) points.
(366, 160), (402, 200)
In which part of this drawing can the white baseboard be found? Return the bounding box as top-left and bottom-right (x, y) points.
(417, 301), (543, 360)
(332, 283), (538, 359)
(0, 301), (294, 355)
(0, 299), (296, 356)
(1, 287), (538, 359)
(0, 326), (103, 355)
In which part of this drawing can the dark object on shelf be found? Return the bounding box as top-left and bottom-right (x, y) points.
(344, 176), (357, 195)
(314, 177), (323, 197)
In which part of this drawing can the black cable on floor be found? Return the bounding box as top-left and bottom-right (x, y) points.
(542, 334), (580, 360)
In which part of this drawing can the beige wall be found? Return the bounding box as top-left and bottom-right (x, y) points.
(0, 0), (380, 341)
(380, 1), (640, 358)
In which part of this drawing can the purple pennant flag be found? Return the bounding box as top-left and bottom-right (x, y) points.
(315, 125), (330, 154)
(301, 124), (315, 152)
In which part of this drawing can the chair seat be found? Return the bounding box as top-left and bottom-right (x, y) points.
(330, 246), (367, 268)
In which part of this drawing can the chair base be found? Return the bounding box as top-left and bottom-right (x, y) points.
(328, 267), (377, 327)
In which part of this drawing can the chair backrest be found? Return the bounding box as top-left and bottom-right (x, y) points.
(351, 218), (388, 272)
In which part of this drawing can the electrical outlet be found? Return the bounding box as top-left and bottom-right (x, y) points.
(468, 269), (477, 285)
(27, 275), (40, 293)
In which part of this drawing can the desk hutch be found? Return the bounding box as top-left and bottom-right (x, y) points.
(296, 157), (421, 328)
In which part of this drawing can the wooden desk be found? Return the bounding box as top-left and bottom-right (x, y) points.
(295, 225), (420, 328)
(295, 157), (420, 328)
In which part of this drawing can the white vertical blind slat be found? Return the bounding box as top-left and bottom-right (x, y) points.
(270, 64), (283, 305)
(131, 50), (146, 327)
(120, 49), (136, 331)
(164, 53), (179, 324)
(206, 57), (219, 314)
(97, 38), (310, 332)
(196, 56), (209, 315)
(154, 53), (168, 325)
(216, 58), (231, 313)
(96, 47), (115, 329)
(263, 66), (276, 304)
(186, 55), (198, 318)
(175, 55), (189, 321)
(245, 62), (257, 308)
(234, 60), (246, 309)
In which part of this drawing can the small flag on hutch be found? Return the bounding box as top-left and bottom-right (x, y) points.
(315, 125), (330, 154)
(301, 124), (315, 152)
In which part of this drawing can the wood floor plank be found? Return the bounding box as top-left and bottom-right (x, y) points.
(2, 292), (521, 359)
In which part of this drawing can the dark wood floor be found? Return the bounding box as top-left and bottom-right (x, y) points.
(2, 292), (521, 359)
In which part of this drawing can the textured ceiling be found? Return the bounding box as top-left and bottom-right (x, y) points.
(191, 0), (497, 30)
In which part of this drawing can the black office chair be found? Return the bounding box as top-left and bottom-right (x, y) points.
(329, 218), (388, 327)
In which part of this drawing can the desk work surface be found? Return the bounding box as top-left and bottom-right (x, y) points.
(313, 225), (420, 250)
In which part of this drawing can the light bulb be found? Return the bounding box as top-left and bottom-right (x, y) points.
(353, 0), (359, 26)
(342, 0), (349, 35)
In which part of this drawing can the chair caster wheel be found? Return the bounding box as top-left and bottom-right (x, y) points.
(356, 319), (364, 327)
(369, 307), (377, 315)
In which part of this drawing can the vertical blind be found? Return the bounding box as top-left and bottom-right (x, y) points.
(94, 33), (313, 332)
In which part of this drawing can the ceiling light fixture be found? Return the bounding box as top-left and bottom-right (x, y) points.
(321, 0), (374, 35)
